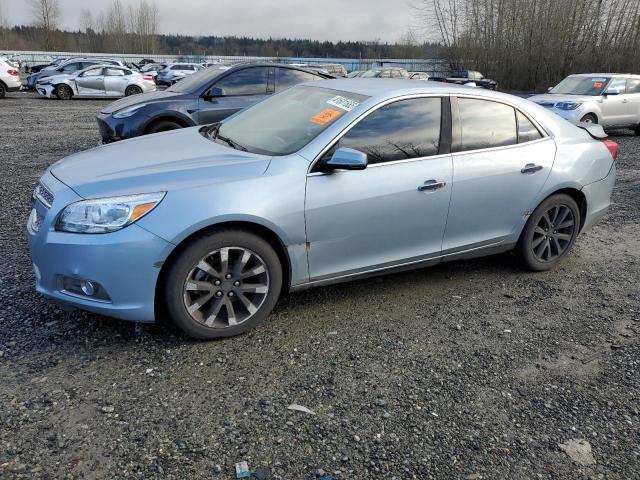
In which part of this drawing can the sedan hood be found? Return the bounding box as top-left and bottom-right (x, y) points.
(50, 127), (271, 199)
(100, 90), (186, 114)
(528, 93), (600, 106)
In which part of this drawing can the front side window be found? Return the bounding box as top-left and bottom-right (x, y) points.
(458, 98), (517, 151)
(215, 67), (269, 96)
(606, 78), (626, 94)
(210, 85), (369, 155)
(62, 62), (82, 72)
(276, 68), (318, 92)
(328, 97), (442, 165)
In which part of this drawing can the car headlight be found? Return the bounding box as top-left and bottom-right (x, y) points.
(555, 102), (582, 111)
(113, 103), (148, 119)
(56, 192), (165, 233)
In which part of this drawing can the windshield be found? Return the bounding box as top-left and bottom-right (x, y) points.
(167, 65), (231, 93)
(205, 85), (369, 156)
(550, 76), (611, 95)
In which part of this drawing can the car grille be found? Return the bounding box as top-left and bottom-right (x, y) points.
(34, 181), (54, 208)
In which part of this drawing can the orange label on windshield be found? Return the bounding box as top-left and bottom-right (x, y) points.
(593, 82), (604, 88)
(311, 108), (342, 125)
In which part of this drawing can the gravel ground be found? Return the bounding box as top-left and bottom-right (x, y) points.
(0, 92), (639, 480)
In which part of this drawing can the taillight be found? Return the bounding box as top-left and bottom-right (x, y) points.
(602, 139), (618, 161)
(143, 75), (153, 81)
(7, 69), (18, 76)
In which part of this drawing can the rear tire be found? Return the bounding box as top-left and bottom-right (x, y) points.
(163, 229), (283, 340)
(147, 120), (182, 134)
(580, 113), (597, 124)
(634, 125), (640, 136)
(0, 83), (6, 98)
(125, 85), (142, 96)
(55, 84), (73, 100)
(517, 194), (581, 271)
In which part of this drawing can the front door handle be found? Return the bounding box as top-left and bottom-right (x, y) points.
(418, 179), (446, 192)
(521, 163), (543, 174)
(622, 98), (629, 103)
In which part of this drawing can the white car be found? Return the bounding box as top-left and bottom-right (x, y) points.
(36, 65), (156, 100)
(529, 73), (640, 134)
(0, 57), (21, 98)
(155, 63), (204, 86)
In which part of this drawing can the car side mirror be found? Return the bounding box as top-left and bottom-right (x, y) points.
(547, 87), (553, 93)
(206, 87), (226, 98)
(604, 90), (620, 96)
(325, 148), (368, 171)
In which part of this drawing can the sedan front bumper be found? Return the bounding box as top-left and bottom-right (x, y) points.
(27, 171), (173, 322)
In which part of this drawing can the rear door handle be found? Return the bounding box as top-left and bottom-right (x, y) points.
(521, 163), (543, 174)
(418, 179), (446, 191)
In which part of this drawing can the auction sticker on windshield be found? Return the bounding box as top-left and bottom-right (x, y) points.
(311, 108), (343, 125)
(327, 95), (360, 112)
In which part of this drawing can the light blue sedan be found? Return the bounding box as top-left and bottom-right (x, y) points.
(27, 80), (617, 339)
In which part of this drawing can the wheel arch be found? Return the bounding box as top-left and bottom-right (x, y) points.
(143, 113), (194, 133)
(154, 220), (292, 317)
(536, 187), (587, 233)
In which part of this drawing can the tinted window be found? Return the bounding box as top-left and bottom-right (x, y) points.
(517, 111), (542, 143)
(458, 98), (517, 151)
(171, 65), (184, 70)
(276, 68), (318, 92)
(61, 62), (82, 72)
(606, 78), (626, 93)
(215, 67), (268, 95)
(332, 97), (442, 165)
(626, 78), (640, 94)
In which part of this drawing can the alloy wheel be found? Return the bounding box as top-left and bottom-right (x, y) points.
(531, 204), (576, 262)
(182, 247), (270, 328)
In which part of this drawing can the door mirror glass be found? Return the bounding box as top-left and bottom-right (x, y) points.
(325, 148), (368, 171)
(206, 86), (226, 98)
(604, 89), (621, 96)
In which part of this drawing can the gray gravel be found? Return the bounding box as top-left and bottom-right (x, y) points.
(1, 91), (639, 479)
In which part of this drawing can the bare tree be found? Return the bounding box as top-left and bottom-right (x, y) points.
(0, 0), (9, 50)
(29, 0), (60, 50)
(421, 0), (640, 90)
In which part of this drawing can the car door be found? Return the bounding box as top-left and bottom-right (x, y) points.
(441, 97), (555, 254)
(305, 96), (453, 281)
(197, 66), (270, 124)
(103, 68), (129, 96)
(74, 67), (105, 95)
(600, 77), (631, 126)
(624, 78), (640, 125)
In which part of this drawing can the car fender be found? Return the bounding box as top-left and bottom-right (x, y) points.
(142, 110), (197, 131)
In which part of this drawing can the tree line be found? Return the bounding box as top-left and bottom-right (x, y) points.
(422, 0), (640, 91)
(0, 0), (442, 60)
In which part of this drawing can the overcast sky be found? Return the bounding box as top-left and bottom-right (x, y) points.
(4, 0), (421, 43)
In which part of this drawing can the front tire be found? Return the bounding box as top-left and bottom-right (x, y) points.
(147, 120), (182, 134)
(517, 194), (580, 271)
(163, 229), (283, 339)
(55, 84), (73, 100)
(580, 113), (597, 125)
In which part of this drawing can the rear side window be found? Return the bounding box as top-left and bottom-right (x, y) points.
(458, 98), (517, 151)
(332, 97), (442, 165)
(105, 68), (125, 76)
(626, 78), (640, 94)
(276, 68), (318, 92)
(215, 67), (269, 96)
(516, 111), (542, 143)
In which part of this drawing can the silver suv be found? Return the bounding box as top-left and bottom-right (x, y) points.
(529, 73), (640, 134)
(0, 57), (22, 97)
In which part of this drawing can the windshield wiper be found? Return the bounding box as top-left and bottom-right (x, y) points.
(216, 133), (248, 152)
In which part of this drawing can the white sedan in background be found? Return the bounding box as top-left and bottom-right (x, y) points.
(36, 65), (156, 100)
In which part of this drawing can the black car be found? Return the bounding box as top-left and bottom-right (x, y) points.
(96, 63), (334, 143)
(430, 70), (498, 90)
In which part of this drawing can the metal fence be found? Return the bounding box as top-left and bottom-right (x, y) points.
(1, 50), (451, 75)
